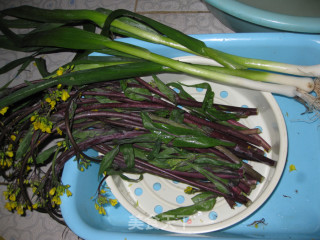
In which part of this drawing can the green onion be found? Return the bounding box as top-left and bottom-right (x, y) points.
(0, 6), (319, 113)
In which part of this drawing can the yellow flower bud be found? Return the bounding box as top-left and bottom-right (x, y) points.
(45, 126), (52, 133)
(45, 97), (52, 103)
(5, 202), (12, 211)
(184, 186), (193, 194)
(10, 135), (16, 141)
(57, 67), (64, 76)
(30, 115), (36, 122)
(3, 191), (9, 200)
(32, 203), (38, 209)
(10, 201), (17, 209)
(61, 90), (70, 102)
(109, 199), (118, 206)
(49, 187), (56, 196)
(9, 194), (16, 202)
(289, 164), (296, 172)
(50, 100), (56, 110)
(5, 151), (14, 158)
(95, 203), (99, 210)
(6, 159), (12, 167)
(56, 127), (62, 136)
(16, 204), (24, 215)
(98, 206), (106, 215)
(0, 107), (9, 115)
(66, 189), (72, 197)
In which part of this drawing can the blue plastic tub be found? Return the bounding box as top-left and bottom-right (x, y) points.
(204, 0), (320, 33)
(60, 33), (320, 240)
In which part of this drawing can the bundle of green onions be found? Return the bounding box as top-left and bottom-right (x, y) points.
(0, 6), (319, 224)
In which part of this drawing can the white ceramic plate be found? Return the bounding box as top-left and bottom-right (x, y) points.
(106, 56), (288, 234)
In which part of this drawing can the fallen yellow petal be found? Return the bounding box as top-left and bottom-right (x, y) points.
(289, 164), (296, 172)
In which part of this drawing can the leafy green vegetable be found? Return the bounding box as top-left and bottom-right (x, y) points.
(154, 192), (216, 221)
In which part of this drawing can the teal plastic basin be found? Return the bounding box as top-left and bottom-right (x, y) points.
(204, 0), (320, 33)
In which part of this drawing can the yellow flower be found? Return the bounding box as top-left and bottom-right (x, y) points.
(5, 202), (12, 211)
(184, 186), (193, 194)
(6, 159), (12, 167)
(56, 67), (64, 76)
(57, 141), (62, 147)
(98, 206), (106, 215)
(45, 97), (52, 103)
(66, 189), (72, 197)
(32, 203), (38, 209)
(51, 195), (62, 206)
(49, 100), (56, 110)
(109, 199), (118, 206)
(56, 127), (62, 136)
(61, 90), (70, 101)
(10, 201), (17, 209)
(49, 187), (56, 196)
(10, 135), (16, 141)
(45, 126), (52, 133)
(5, 151), (14, 158)
(56, 197), (62, 205)
(32, 120), (41, 130)
(16, 204), (24, 215)
(9, 194), (16, 202)
(3, 191), (9, 200)
(95, 203), (99, 210)
(289, 164), (296, 172)
(0, 107), (9, 115)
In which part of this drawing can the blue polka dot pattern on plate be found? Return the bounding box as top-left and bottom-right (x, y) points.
(209, 211), (218, 220)
(153, 182), (161, 191)
(176, 195), (185, 204)
(220, 90), (228, 98)
(134, 187), (143, 196)
(154, 205), (163, 214)
(196, 87), (204, 92)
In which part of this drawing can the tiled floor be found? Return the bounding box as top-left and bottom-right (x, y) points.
(0, 1), (232, 240)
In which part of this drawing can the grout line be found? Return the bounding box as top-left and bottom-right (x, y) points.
(135, 10), (210, 14)
(134, 0), (139, 12)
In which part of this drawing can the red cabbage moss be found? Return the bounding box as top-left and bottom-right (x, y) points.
(0, 76), (274, 223)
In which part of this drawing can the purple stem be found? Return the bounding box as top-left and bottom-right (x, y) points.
(184, 113), (263, 148)
(227, 119), (271, 152)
